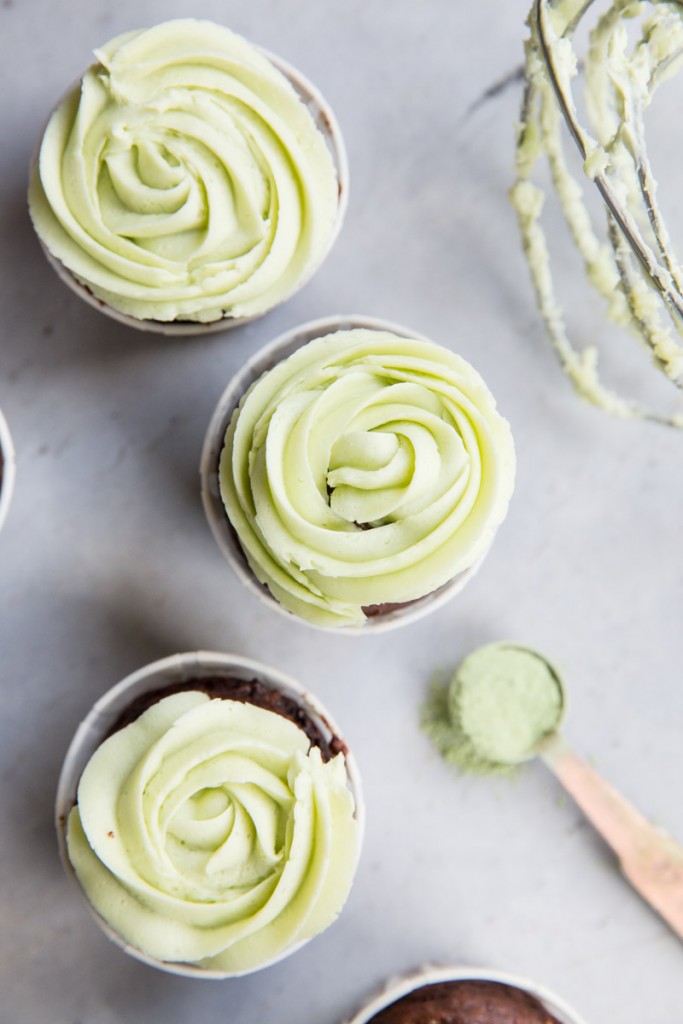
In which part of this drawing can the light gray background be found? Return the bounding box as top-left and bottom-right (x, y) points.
(1, 2), (682, 1022)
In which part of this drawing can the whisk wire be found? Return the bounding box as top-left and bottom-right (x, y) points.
(511, 0), (683, 424)
(535, 0), (683, 322)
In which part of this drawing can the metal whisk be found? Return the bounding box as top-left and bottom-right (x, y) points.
(512, 0), (683, 426)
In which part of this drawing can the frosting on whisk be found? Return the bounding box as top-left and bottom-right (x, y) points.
(511, 0), (683, 427)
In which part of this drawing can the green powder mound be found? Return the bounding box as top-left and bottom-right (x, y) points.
(422, 644), (564, 776)
(422, 677), (513, 777)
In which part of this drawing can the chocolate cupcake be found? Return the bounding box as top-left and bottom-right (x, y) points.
(56, 651), (363, 976)
(29, 20), (347, 335)
(201, 315), (516, 631)
(345, 968), (587, 1024)
(0, 408), (16, 536)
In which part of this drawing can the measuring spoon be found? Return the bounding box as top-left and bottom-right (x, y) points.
(451, 643), (683, 940)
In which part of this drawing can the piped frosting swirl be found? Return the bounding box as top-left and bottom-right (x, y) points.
(66, 692), (359, 971)
(219, 329), (515, 627)
(29, 20), (339, 323)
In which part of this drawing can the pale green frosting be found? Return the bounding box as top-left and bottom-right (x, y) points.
(219, 329), (516, 627)
(29, 20), (338, 323)
(66, 692), (359, 971)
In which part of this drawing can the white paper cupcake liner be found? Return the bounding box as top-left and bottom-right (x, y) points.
(200, 313), (486, 634)
(55, 650), (364, 978)
(0, 408), (16, 535)
(344, 965), (588, 1024)
(34, 48), (348, 337)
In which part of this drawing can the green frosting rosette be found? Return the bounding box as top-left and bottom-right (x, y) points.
(219, 329), (516, 628)
(66, 692), (359, 971)
(28, 20), (339, 323)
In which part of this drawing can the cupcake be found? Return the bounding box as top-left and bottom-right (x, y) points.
(345, 967), (587, 1024)
(28, 20), (346, 335)
(56, 651), (363, 976)
(201, 315), (515, 631)
(0, 408), (16, 535)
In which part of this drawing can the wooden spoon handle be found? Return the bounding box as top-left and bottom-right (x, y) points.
(541, 735), (683, 939)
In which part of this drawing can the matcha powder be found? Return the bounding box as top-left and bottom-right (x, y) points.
(422, 644), (564, 775)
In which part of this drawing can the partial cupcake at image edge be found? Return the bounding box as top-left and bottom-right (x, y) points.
(344, 966), (588, 1024)
(201, 315), (516, 631)
(55, 651), (363, 977)
(0, 409), (16, 535)
(28, 19), (347, 335)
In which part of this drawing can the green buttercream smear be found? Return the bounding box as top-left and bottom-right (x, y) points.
(29, 20), (338, 323)
(423, 644), (564, 775)
(66, 693), (359, 971)
(219, 329), (516, 628)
